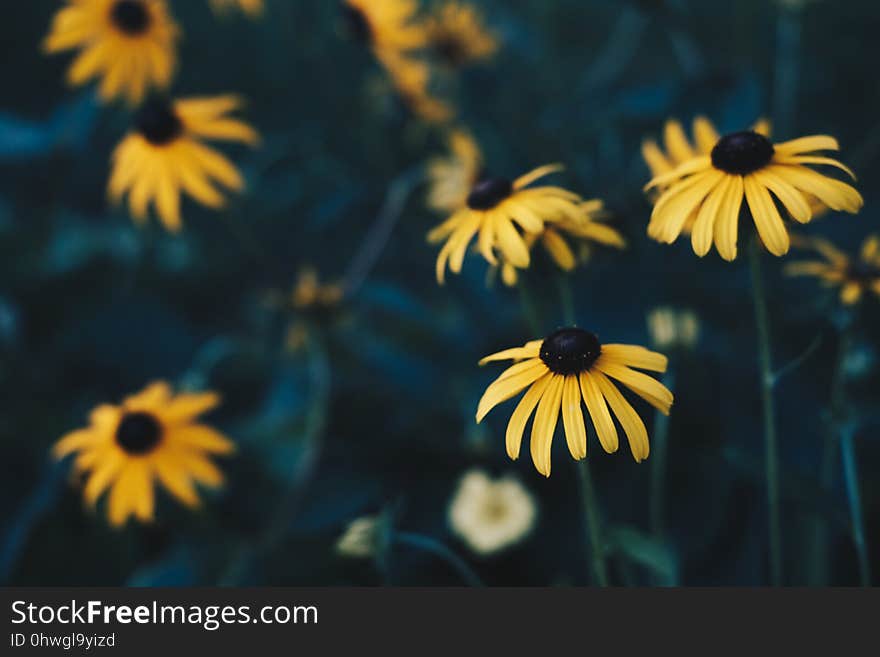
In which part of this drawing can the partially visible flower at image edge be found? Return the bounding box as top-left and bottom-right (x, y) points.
(477, 328), (673, 476)
(209, 0), (264, 18)
(52, 381), (236, 527)
(786, 234), (880, 305)
(43, 0), (180, 105)
(108, 94), (260, 232)
(448, 469), (536, 556)
(644, 119), (862, 260)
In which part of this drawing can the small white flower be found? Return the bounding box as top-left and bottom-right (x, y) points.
(336, 516), (380, 558)
(448, 470), (537, 555)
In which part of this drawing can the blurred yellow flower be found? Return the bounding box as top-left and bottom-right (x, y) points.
(43, 0), (179, 105)
(108, 95), (259, 232)
(448, 470), (536, 555)
(428, 162), (599, 284)
(497, 200), (626, 287)
(426, 129), (483, 213)
(426, 1), (498, 68)
(647, 307), (700, 351)
(645, 124), (862, 261)
(786, 234), (880, 305)
(53, 381), (235, 527)
(477, 329), (672, 476)
(209, 0), (263, 17)
(336, 515), (381, 558)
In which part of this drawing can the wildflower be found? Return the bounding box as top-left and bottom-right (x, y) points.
(647, 307), (700, 351)
(786, 234), (880, 305)
(53, 382), (235, 527)
(209, 0), (263, 17)
(448, 470), (536, 555)
(497, 201), (626, 286)
(426, 129), (483, 213)
(477, 328), (672, 476)
(645, 123), (862, 260)
(426, 1), (498, 68)
(43, 0), (179, 105)
(337, 516), (381, 558)
(108, 95), (259, 232)
(428, 163), (596, 284)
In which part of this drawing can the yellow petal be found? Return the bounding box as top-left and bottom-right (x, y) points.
(579, 371), (618, 454)
(593, 372), (650, 462)
(561, 375), (587, 460)
(529, 375), (564, 477)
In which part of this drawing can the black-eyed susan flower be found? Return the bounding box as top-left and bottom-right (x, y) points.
(209, 0), (263, 18)
(426, 129), (482, 213)
(645, 123), (863, 261)
(426, 1), (498, 68)
(476, 329), (673, 476)
(786, 234), (880, 305)
(43, 0), (179, 105)
(497, 201), (626, 286)
(448, 469), (536, 555)
(53, 381), (235, 527)
(428, 164), (595, 283)
(108, 95), (259, 232)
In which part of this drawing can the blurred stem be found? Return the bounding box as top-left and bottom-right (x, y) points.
(557, 275), (576, 326)
(517, 278), (542, 336)
(576, 459), (608, 587)
(747, 238), (782, 586)
(840, 427), (870, 586)
(650, 369), (676, 540)
(393, 532), (484, 587)
(218, 331), (331, 585)
(343, 166), (425, 297)
(773, 5), (802, 138)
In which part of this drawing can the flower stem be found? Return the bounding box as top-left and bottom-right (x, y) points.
(840, 427), (871, 586)
(393, 532), (485, 587)
(576, 459), (609, 587)
(517, 278), (542, 336)
(747, 238), (782, 586)
(650, 369), (676, 540)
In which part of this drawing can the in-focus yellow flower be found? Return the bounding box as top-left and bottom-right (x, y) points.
(476, 328), (673, 476)
(786, 234), (880, 305)
(108, 95), (259, 232)
(645, 123), (863, 261)
(209, 0), (263, 17)
(497, 200), (626, 286)
(428, 163), (598, 284)
(426, 1), (498, 68)
(336, 515), (381, 558)
(448, 470), (536, 555)
(43, 0), (179, 105)
(53, 381), (235, 527)
(647, 307), (700, 351)
(426, 129), (483, 213)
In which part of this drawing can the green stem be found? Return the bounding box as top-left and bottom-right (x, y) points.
(748, 238), (782, 586)
(517, 278), (542, 336)
(840, 427), (871, 586)
(576, 459), (608, 587)
(557, 275), (576, 326)
(650, 369), (676, 540)
(393, 532), (485, 587)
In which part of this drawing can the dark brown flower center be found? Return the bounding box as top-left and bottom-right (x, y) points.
(135, 98), (183, 146)
(435, 36), (467, 67)
(343, 6), (372, 44)
(711, 131), (775, 175)
(467, 176), (512, 210)
(540, 327), (602, 376)
(111, 0), (151, 36)
(115, 411), (162, 455)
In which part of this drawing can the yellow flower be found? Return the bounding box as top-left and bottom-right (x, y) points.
(476, 328), (673, 476)
(209, 0), (263, 17)
(53, 381), (235, 527)
(108, 95), (259, 232)
(43, 0), (179, 105)
(336, 515), (381, 558)
(497, 200), (626, 286)
(426, 1), (498, 68)
(428, 164), (595, 284)
(645, 124), (863, 261)
(786, 234), (880, 305)
(291, 268), (345, 311)
(448, 470), (536, 555)
(426, 129), (483, 213)
(646, 307), (701, 351)
(382, 51), (454, 123)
